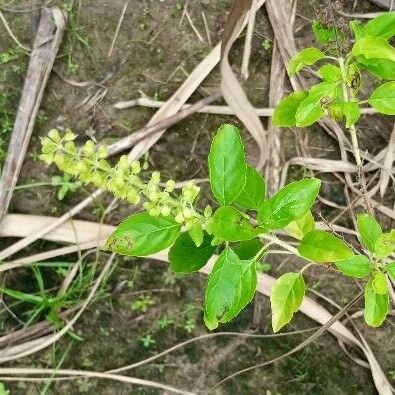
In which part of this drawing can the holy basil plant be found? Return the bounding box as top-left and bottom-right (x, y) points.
(273, 13), (395, 130)
(41, 124), (395, 332)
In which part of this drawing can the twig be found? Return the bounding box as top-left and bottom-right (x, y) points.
(201, 11), (212, 47)
(241, 0), (257, 79)
(0, 10), (31, 51)
(107, 0), (130, 57)
(107, 93), (222, 156)
(208, 292), (364, 392)
(185, 9), (205, 44)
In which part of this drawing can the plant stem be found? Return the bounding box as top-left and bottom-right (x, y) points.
(349, 125), (362, 167)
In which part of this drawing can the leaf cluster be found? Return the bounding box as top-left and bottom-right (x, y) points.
(274, 13), (395, 129)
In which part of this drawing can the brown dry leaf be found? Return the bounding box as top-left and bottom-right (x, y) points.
(221, 0), (268, 169)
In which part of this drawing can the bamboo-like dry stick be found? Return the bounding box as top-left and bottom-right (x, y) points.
(0, 7), (67, 222)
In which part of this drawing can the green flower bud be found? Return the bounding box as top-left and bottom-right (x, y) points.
(182, 183), (200, 203)
(148, 191), (159, 202)
(127, 189), (140, 205)
(118, 155), (130, 172)
(98, 145), (108, 159)
(41, 140), (57, 154)
(131, 160), (141, 174)
(39, 153), (54, 165)
(83, 140), (95, 156)
(64, 130), (77, 141)
(182, 207), (193, 219)
(64, 141), (77, 153)
(204, 205), (212, 218)
(48, 129), (61, 143)
(149, 206), (161, 217)
(161, 205), (171, 216)
(151, 171), (161, 184)
(165, 179), (176, 192)
(175, 212), (184, 224)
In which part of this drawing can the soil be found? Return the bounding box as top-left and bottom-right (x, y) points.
(0, 0), (394, 394)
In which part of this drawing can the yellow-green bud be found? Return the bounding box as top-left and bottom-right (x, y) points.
(131, 161), (141, 174)
(149, 206), (161, 217)
(165, 179), (176, 192)
(64, 130), (76, 141)
(64, 141), (77, 153)
(118, 155), (130, 172)
(204, 205), (212, 218)
(182, 207), (193, 219)
(127, 190), (140, 205)
(182, 183), (200, 203)
(151, 171), (161, 184)
(83, 140), (95, 156)
(175, 212), (184, 224)
(48, 129), (61, 143)
(161, 205), (171, 216)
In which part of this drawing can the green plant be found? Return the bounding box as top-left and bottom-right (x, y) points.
(0, 383), (10, 395)
(38, 14), (395, 335)
(51, 173), (82, 201)
(130, 295), (155, 313)
(41, 121), (395, 333)
(273, 13), (395, 169)
(140, 334), (156, 348)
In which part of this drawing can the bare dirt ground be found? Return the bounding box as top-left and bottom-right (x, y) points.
(0, 0), (394, 394)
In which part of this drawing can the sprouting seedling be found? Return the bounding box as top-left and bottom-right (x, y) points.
(273, 13), (395, 167)
(51, 173), (82, 201)
(41, 124), (395, 332)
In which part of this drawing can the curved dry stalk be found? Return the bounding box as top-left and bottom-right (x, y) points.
(0, 10), (30, 51)
(0, 368), (193, 395)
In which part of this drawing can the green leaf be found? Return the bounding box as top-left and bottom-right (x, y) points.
(359, 13), (395, 40)
(295, 82), (340, 127)
(343, 102), (361, 128)
(358, 58), (395, 80)
(372, 271), (388, 295)
(208, 124), (247, 206)
(312, 21), (337, 45)
(368, 82), (395, 115)
(270, 273), (305, 333)
(204, 248), (243, 330)
(106, 213), (181, 257)
(273, 91), (309, 127)
(352, 37), (395, 63)
(233, 239), (264, 260)
(169, 232), (216, 273)
(258, 178), (321, 230)
(298, 230), (354, 263)
(295, 99), (323, 127)
(317, 64), (342, 82)
(227, 260), (257, 317)
(385, 262), (395, 281)
(288, 48), (325, 77)
(335, 255), (372, 278)
(188, 221), (204, 247)
(364, 280), (389, 327)
(374, 231), (395, 259)
(350, 20), (364, 40)
(357, 213), (382, 253)
(212, 206), (259, 242)
(284, 210), (315, 240)
(235, 165), (266, 210)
